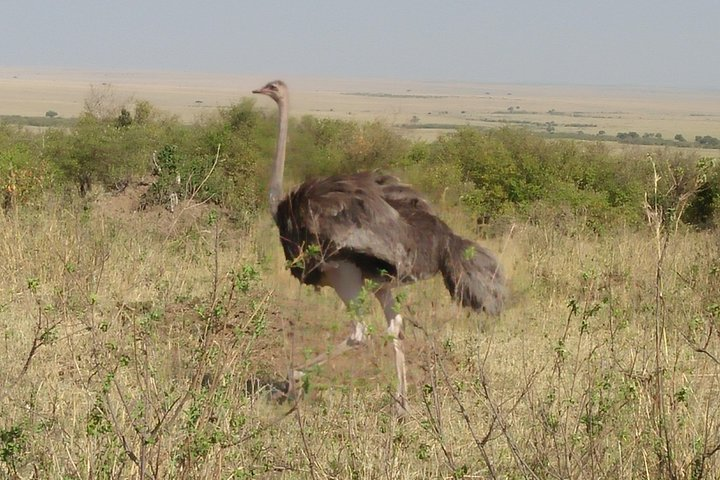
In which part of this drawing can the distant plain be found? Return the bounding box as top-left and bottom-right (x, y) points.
(1, 67), (718, 142)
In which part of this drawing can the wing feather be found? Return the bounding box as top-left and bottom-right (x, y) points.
(304, 175), (412, 273)
(278, 172), (420, 281)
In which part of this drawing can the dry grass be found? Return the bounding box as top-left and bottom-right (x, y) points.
(1, 183), (719, 479)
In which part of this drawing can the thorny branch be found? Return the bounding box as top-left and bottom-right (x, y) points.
(681, 324), (720, 366)
(431, 344), (498, 480)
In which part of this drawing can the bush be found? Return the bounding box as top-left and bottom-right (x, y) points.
(44, 99), (187, 196)
(2, 87), (717, 233)
(429, 128), (519, 215)
(46, 114), (146, 195)
(0, 129), (56, 210)
(412, 127), (656, 228)
(140, 100), (268, 219)
(197, 99), (268, 214)
(695, 135), (720, 148)
(287, 116), (409, 180)
(679, 157), (720, 228)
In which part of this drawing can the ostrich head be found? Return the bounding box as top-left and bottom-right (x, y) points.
(252, 80), (287, 104)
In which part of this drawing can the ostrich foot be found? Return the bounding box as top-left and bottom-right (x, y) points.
(394, 394), (409, 420)
(283, 369), (305, 402)
(244, 371), (304, 404)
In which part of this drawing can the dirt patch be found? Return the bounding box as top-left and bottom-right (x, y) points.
(92, 182), (149, 216)
(91, 181), (221, 237)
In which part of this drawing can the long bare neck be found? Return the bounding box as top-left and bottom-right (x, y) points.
(269, 96), (288, 220)
(269, 98), (288, 218)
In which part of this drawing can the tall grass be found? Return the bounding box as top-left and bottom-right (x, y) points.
(1, 95), (719, 478)
(1, 185), (718, 478)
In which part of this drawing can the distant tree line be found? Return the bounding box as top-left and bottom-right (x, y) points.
(615, 131), (720, 148)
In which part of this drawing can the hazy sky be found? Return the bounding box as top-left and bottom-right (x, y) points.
(3, 0), (719, 89)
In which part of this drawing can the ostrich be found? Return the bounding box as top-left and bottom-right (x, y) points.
(253, 80), (505, 414)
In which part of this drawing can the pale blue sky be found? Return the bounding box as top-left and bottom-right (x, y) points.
(3, 0), (718, 88)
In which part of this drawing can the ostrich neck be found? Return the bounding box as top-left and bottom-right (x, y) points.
(269, 98), (288, 219)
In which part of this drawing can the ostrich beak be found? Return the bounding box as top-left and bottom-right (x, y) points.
(252, 87), (267, 95)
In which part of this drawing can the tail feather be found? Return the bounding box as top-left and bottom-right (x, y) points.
(440, 235), (505, 315)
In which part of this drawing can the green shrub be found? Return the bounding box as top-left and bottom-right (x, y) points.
(0, 135), (56, 210)
(46, 115), (136, 194)
(684, 157), (720, 227)
(1, 88), (716, 233)
(414, 127), (657, 228)
(140, 101), (267, 219)
(43, 100), (188, 196)
(287, 116), (408, 180)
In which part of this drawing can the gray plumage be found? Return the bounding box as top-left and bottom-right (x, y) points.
(276, 171), (505, 314)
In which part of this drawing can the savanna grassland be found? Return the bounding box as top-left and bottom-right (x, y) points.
(1, 72), (720, 479)
(3, 68), (720, 146)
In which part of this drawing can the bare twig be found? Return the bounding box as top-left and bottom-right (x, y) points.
(478, 364), (540, 479)
(102, 390), (140, 467)
(421, 359), (458, 473)
(431, 344), (498, 479)
(15, 300), (63, 385)
(162, 144), (222, 242)
(295, 406), (319, 480)
(681, 324), (720, 366)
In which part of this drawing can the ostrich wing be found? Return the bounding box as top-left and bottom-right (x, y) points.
(279, 173), (418, 281)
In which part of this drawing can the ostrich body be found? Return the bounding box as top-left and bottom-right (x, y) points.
(253, 80), (505, 414)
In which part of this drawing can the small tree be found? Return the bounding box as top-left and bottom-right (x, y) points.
(116, 108), (132, 128)
(133, 100), (153, 125)
(45, 110), (58, 118)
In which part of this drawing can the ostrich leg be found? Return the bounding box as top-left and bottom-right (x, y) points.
(287, 261), (408, 417)
(288, 261), (367, 393)
(375, 285), (408, 417)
